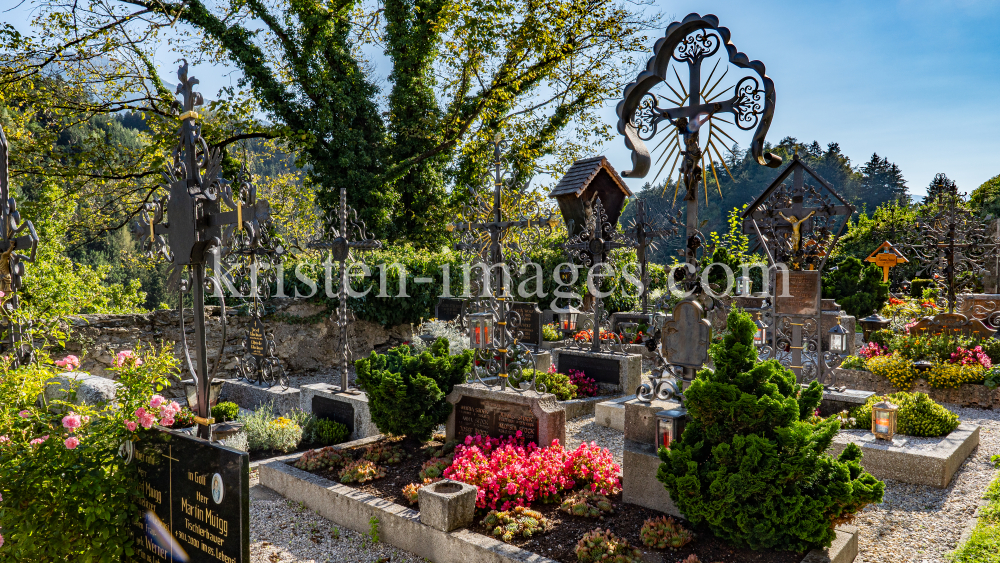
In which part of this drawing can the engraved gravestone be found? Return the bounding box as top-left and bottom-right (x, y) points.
(127, 428), (249, 563)
(775, 270), (820, 316)
(312, 395), (356, 433)
(435, 298), (465, 322)
(510, 301), (543, 347)
(556, 353), (620, 385)
(453, 395), (539, 444)
(663, 300), (711, 368)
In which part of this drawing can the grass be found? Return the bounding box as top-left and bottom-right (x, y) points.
(948, 455), (1000, 563)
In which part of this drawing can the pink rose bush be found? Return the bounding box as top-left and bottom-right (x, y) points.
(114, 350), (143, 368)
(130, 395), (182, 430)
(443, 434), (621, 511)
(54, 355), (81, 371)
(64, 437), (80, 450)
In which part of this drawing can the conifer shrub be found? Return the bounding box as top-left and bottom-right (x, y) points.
(657, 309), (885, 552)
(850, 392), (959, 437)
(355, 338), (473, 441)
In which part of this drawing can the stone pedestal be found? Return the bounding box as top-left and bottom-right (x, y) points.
(220, 378), (300, 416)
(417, 479), (478, 532)
(622, 399), (681, 517)
(300, 383), (379, 441)
(445, 383), (565, 447)
(818, 387), (876, 417)
(552, 349), (641, 393)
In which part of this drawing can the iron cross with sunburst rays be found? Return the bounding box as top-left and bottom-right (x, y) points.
(616, 13), (782, 290)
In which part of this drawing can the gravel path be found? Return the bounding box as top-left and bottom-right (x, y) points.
(249, 470), (426, 563)
(566, 414), (624, 468)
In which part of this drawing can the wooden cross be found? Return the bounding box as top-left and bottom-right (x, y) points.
(865, 241), (908, 283)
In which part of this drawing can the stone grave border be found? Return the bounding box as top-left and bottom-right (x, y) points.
(828, 422), (980, 488)
(258, 437), (860, 563)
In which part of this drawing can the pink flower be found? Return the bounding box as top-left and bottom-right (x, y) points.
(82, 416), (91, 424)
(64, 437), (80, 450)
(18, 410), (30, 418)
(62, 414), (82, 431)
(161, 416), (175, 427)
(0, 532), (4, 548)
(150, 395), (165, 408)
(0, 435), (9, 445)
(115, 350), (143, 367)
(126, 421), (137, 432)
(55, 355), (81, 371)
(29, 435), (49, 446)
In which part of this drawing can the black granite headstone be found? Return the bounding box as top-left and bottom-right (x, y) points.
(312, 395), (356, 433)
(453, 395), (539, 443)
(435, 298), (466, 322)
(510, 301), (543, 347)
(610, 312), (649, 333)
(127, 428), (249, 563)
(557, 353), (620, 386)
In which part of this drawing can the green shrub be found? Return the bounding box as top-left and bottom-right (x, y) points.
(841, 355), (866, 370)
(657, 309), (884, 552)
(869, 328), (894, 347)
(211, 401), (240, 422)
(543, 323), (561, 341)
(0, 345), (178, 561)
(313, 418), (350, 446)
(851, 392), (959, 437)
(910, 278), (934, 298)
(238, 403), (304, 452)
(355, 338), (473, 441)
(508, 368), (577, 400)
(822, 257), (890, 319)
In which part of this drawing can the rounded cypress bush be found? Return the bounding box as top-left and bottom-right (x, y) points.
(851, 392), (959, 437)
(657, 309), (885, 552)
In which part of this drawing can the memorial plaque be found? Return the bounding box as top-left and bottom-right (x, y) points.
(312, 395), (356, 433)
(556, 353), (620, 385)
(453, 395), (539, 443)
(247, 317), (266, 360)
(774, 270), (820, 316)
(435, 298), (465, 322)
(510, 301), (543, 347)
(127, 428), (249, 563)
(663, 300), (711, 368)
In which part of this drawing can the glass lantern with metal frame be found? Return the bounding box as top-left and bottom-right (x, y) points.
(468, 311), (494, 350)
(827, 318), (849, 355)
(735, 275), (752, 297)
(558, 305), (581, 337)
(656, 407), (688, 450)
(859, 313), (890, 342)
(871, 400), (898, 440)
(753, 318), (768, 348)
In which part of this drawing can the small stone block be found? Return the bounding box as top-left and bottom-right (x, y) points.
(594, 396), (633, 431)
(220, 378), (300, 416)
(622, 440), (680, 517)
(828, 423), (980, 488)
(446, 383), (566, 447)
(300, 383), (379, 441)
(417, 479), (478, 532)
(818, 387), (876, 417)
(44, 372), (119, 406)
(623, 399), (680, 444)
(553, 348), (642, 393)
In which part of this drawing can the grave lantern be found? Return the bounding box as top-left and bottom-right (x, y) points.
(558, 305), (581, 333)
(913, 359), (933, 372)
(651, 311), (667, 330)
(827, 318), (849, 355)
(901, 279), (912, 295)
(871, 400), (898, 440)
(656, 407), (687, 450)
(736, 275), (752, 297)
(753, 318), (768, 348)
(859, 313), (891, 342)
(469, 312), (494, 350)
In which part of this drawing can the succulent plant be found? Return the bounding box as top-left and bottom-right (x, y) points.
(559, 490), (614, 518)
(419, 456), (453, 481)
(574, 528), (643, 563)
(339, 459), (387, 484)
(363, 443), (409, 465)
(639, 516), (694, 550)
(428, 440), (458, 458)
(481, 506), (551, 543)
(402, 482), (422, 504)
(294, 447), (353, 472)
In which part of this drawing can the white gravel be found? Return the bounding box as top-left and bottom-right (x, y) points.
(249, 470), (426, 563)
(566, 414), (624, 468)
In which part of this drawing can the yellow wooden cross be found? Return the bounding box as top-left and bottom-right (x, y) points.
(865, 241), (908, 283)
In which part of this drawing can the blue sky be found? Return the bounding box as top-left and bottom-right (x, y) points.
(5, 0), (1000, 198)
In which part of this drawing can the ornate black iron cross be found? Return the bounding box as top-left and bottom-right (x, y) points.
(132, 61), (275, 439)
(0, 124), (39, 367)
(625, 200), (679, 314)
(308, 187), (382, 394)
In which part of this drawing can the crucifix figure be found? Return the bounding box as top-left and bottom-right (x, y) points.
(309, 188), (382, 394)
(778, 210), (816, 252)
(132, 61), (276, 439)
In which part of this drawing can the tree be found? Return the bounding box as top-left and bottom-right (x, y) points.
(923, 173), (957, 205)
(858, 153), (909, 211)
(970, 173), (1000, 217)
(822, 256), (890, 319)
(18, 0), (657, 246)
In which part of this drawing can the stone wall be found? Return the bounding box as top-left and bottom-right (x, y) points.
(828, 367), (1000, 409)
(62, 299), (412, 396)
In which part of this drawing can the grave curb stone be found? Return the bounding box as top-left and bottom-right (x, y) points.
(594, 396), (634, 431)
(220, 378), (300, 416)
(299, 383), (379, 441)
(827, 422), (980, 488)
(260, 440), (858, 563)
(552, 348), (642, 393)
(622, 438), (681, 517)
(445, 383), (566, 446)
(561, 394), (619, 420)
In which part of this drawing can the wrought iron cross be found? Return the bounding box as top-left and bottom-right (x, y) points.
(625, 200), (679, 313)
(0, 124), (39, 367)
(132, 61), (274, 439)
(563, 198), (639, 353)
(309, 187), (382, 394)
